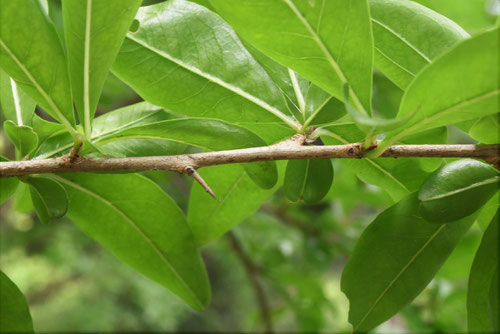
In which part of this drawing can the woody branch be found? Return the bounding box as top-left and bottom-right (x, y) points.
(0, 136), (498, 178)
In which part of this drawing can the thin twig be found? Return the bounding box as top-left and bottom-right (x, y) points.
(226, 231), (273, 333)
(0, 143), (498, 177)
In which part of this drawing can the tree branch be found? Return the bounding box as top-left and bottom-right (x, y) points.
(0, 142), (498, 177)
(227, 231), (273, 333)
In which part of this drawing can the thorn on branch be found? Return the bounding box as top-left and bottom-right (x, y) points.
(185, 166), (216, 199)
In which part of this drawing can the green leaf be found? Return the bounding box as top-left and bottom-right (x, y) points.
(62, 0), (142, 138)
(341, 193), (475, 332)
(370, 0), (469, 89)
(52, 173), (211, 310)
(418, 159), (500, 223)
(342, 83), (416, 134)
(89, 103), (288, 156)
(89, 101), (187, 157)
(32, 123), (73, 159)
(345, 158), (430, 202)
(112, 0), (297, 130)
(12, 182), (33, 213)
(489, 269), (499, 332)
(32, 114), (66, 143)
(0, 271), (33, 333)
(413, 0), (497, 33)
(0, 68), (35, 126)
(0, 156), (19, 205)
(3, 120), (39, 158)
(228, 122), (296, 145)
(188, 163), (283, 245)
(34, 102), (182, 159)
(95, 117), (278, 189)
(283, 158), (333, 203)
(467, 210), (499, 332)
(375, 28), (499, 154)
(242, 41), (306, 117)
(210, 0), (374, 115)
(0, 0), (75, 130)
(303, 84), (345, 127)
(468, 114), (500, 144)
(371, 71), (403, 119)
(91, 102), (180, 136)
(97, 139), (186, 158)
(26, 176), (68, 224)
(475, 191), (500, 231)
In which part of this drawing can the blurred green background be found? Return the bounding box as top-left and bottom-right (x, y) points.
(0, 0), (497, 332)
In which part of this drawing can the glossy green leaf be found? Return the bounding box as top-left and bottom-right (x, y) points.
(96, 118), (278, 189)
(303, 84), (345, 127)
(97, 139), (186, 158)
(210, 0), (374, 115)
(92, 102), (180, 136)
(375, 28), (499, 154)
(370, 0), (469, 89)
(0, 0), (75, 130)
(342, 83), (415, 134)
(188, 163), (283, 245)
(0, 271), (33, 333)
(12, 182), (33, 213)
(0, 68), (35, 126)
(468, 114), (500, 144)
(419, 159), (500, 223)
(0, 156), (18, 205)
(475, 191), (500, 231)
(371, 71), (403, 119)
(227, 122), (296, 145)
(31, 115), (66, 143)
(489, 269), (499, 332)
(33, 127), (73, 159)
(283, 158), (333, 203)
(242, 41), (307, 118)
(26, 176), (68, 224)
(62, 0), (142, 138)
(341, 193), (475, 332)
(413, 0), (497, 33)
(34, 102), (182, 159)
(467, 210), (499, 333)
(345, 158), (430, 202)
(112, 0), (297, 130)
(3, 120), (38, 158)
(52, 173), (210, 310)
(89, 101), (187, 157)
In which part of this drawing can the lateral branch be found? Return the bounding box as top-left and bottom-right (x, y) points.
(0, 143), (499, 177)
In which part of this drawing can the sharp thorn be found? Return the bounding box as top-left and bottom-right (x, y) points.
(185, 166), (217, 199)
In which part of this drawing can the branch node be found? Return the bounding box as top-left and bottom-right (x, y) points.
(349, 143), (364, 158)
(277, 134), (307, 148)
(60, 142), (83, 167)
(185, 166), (216, 199)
